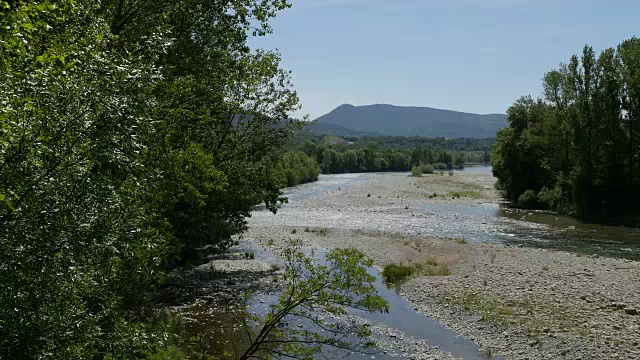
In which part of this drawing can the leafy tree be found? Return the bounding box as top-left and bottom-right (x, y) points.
(0, 0), (302, 358)
(236, 244), (389, 360)
(0, 1), (171, 357)
(493, 37), (640, 223)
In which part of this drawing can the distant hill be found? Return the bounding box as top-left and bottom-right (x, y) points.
(314, 104), (506, 138)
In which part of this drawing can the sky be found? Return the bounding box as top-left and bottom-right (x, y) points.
(250, 0), (640, 119)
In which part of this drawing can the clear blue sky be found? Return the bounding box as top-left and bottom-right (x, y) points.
(250, 0), (639, 119)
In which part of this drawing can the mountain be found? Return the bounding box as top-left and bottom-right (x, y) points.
(314, 104), (506, 138)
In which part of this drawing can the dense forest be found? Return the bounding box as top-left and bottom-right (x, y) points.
(346, 136), (495, 151)
(492, 38), (640, 224)
(294, 139), (472, 174)
(0, 1), (303, 358)
(295, 134), (495, 151)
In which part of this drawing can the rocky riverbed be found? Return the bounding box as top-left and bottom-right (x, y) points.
(242, 170), (640, 359)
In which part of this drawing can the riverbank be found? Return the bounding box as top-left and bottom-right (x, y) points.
(244, 170), (640, 359)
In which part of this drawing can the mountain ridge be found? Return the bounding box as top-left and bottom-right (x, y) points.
(312, 103), (506, 138)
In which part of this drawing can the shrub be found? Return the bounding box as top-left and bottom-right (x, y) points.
(411, 165), (423, 177)
(419, 163), (434, 174)
(517, 189), (538, 209)
(424, 256), (438, 266)
(435, 163), (448, 170)
(537, 186), (561, 211)
(382, 264), (418, 285)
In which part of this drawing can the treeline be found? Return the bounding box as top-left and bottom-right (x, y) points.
(294, 133), (496, 152)
(274, 151), (321, 187)
(350, 136), (496, 151)
(297, 140), (467, 174)
(492, 38), (640, 223)
(0, 1), (299, 358)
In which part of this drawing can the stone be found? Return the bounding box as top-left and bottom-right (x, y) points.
(625, 308), (638, 316)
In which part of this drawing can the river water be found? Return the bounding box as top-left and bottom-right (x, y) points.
(190, 167), (640, 359)
(281, 166), (640, 260)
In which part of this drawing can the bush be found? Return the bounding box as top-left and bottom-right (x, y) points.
(382, 264), (418, 285)
(537, 186), (561, 211)
(419, 163), (434, 174)
(435, 162), (448, 170)
(411, 165), (423, 177)
(517, 189), (538, 209)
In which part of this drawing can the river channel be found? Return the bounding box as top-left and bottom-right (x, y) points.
(279, 166), (640, 260)
(189, 167), (640, 359)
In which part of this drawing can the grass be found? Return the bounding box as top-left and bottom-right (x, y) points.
(455, 238), (468, 244)
(382, 258), (451, 286)
(446, 291), (584, 337)
(381, 264), (418, 285)
(424, 256), (438, 266)
(448, 292), (516, 328)
(447, 190), (483, 199)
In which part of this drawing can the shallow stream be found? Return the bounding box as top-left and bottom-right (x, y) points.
(281, 167), (640, 260)
(190, 167), (640, 359)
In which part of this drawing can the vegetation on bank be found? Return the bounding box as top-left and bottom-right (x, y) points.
(274, 151), (321, 187)
(382, 258), (451, 287)
(412, 164), (435, 177)
(228, 243), (389, 360)
(0, 1), (369, 358)
(492, 37), (640, 224)
(337, 136), (495, 152)
(289, 139), (470, 175)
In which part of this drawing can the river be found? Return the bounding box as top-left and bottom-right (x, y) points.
(187, 167), (640, 359)
(279, 166), (640, 260)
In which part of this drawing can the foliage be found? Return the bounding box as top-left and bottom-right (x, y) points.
(420, 163), (435, 174)
(492, 38), (640, 222)
(411, 165), (423, 177)
(435, 162), (448, 170)
(274, 151), (321, 187)
(537, 186), (562, 211)
(517, 190), (539, 209)
(295, 139), (469, 174)
(236, 243), (389, 360)
(382, 260), (451, 287)
(382, 264), (418, 285)
(348, 136), (495, 151)
(0, 0), (300, 358)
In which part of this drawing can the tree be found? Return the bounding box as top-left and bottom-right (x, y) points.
(493, 37), (640, 222)
(0, 1), (171, 357)
(236, 243), (389, 360)
(1, 0), (302, 357)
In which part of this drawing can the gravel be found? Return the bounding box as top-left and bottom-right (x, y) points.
(244, 170), (640, 360)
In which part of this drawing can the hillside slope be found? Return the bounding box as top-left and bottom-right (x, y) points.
(314, 104), (506, 138)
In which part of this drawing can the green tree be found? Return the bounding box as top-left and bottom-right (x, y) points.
(237, 244), (389, 360)
(494, 37), (640, 222)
